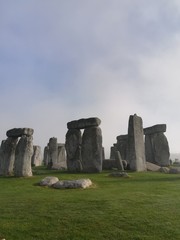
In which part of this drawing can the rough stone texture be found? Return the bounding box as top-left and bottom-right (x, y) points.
(127, 114), (146, 171)
(109, 172), (130, 178)
(52, 144), (67, 170)
(159, 167), (170, 173)
(110, 146), (116, 159)
(0, 140), (6, 175)
(144, 124), (166, 135)
(146, 161), (160, 172)
(6, 128), (34, 138)
(81, 127), (102, 173)
(14, 135), (33, 177)
(114, 151), (124, 171)
(39, 176), (59, 186)
(43, 146), (49, 166)
(145, 133), (170, 166)
(116, 134), (128, 160)
(102, 159), (117, 170)
(48, 137), (58, 169)
(67, 117), (101, 130)
(65, 129), (82, 172)
(31, 145), (42, 167)
(53, 179), (92, 189)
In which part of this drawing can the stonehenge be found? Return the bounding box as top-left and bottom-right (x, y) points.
(0, 128), (34, 177)
(65, 117), (103, 172)
(0, 115), (171, 176)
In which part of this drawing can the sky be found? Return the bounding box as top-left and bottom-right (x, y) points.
(1, 0), (180, 158)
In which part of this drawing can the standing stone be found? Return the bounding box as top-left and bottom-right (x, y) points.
(116, 135), (128, 160)
(81, 127), (102, 173)
(0, 140), (6, 175)
(48, 137), (58, 169)
(127, 114), (146, 171)
(14, 135), (33, 177)
(31, 145), (42, 167)
(144, 124), (170, 166)
(43, 146), (49, 166)
(114, 151), (124, 171)
(65, 129), (82, 172)
(52, 144), (67, 170)
(110, 145), (116, 159)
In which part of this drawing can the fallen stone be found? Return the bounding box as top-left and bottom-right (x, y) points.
(53, 179), (92, 189)
(144, 124), (166, 135)
(39, 176), (59, 186)
(6, 128), (34, 138)
(109, 172), (130, 178)
(146, 162), (160, 171)
(159, 167), (170, 173)
(67, 117), (101, 129)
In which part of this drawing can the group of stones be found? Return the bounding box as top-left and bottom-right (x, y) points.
(107, 114), (170, 172)
(0, 128), (42, 177)
(0, 115), (173, 178)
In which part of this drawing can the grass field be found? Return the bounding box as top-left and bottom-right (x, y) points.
(0, 167), (180, 240)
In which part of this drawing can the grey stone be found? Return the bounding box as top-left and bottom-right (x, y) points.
(31, 145), (42, 167)
(48, 137), (58, 169)
(159, 167), (170, 173)
(14, 135), (33, 177)
(39, 176), (59, 186)
(65, 129), (82, 172)
(114, 151), (124, 171)
(6, 128), (34, 138)
(116, 134), (128, 160)
(43, 146), (49, 166)
(67, 117), (101, 129)
(53, 179), (92, 189)
(110, 146), (116, 159)
(81, 127), (102, 173)
(103, 159), (117, 170)
(145, 133), (170, 166)
(127, 114), (146, 171)
(146, 161), (160, 171)
(144, 124), (166, 135)
(52, 144), (67, 170)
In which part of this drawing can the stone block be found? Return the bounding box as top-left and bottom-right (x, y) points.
(67, 117), (101, 129)
(144, 124), (166, 135)
(6, 128), (34, 137)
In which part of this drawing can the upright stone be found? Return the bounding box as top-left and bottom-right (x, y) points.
(43, 146), (49, 166)
(116, 135), (128, 160)
(81, 127), (102, 173)
(127, 114), (146, 171)
(48, 137), (58, 168)
(65, 129), (82, 172)
(14, 135), (33, 177)
(52, 144), (67, 169)
(114, 151), (124, 171)
(31, 145), (42, 167)
(0, 140), (6, 175)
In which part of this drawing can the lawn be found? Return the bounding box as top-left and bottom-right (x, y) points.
(0, 167), (180, 240)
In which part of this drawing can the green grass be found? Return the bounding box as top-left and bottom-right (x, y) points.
(0, 167), (180, 240)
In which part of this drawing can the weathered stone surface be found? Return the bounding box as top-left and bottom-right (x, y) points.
(159, 167), (170, 173)
(48, 137), (58, 169)
(114, 151), (124, 171)
(52, 144), (67, 170)
(65, 129), (82, 172)
(0, 140), (6, 175)
(31, 145), (42, 167)
(43, 146), (49, 166)
(145, 133), (170, 166)
(127, 114), (146, 171)
(144, 124), (166, 135)
(53, 179), (92, 189)
(6, 128), (34, 138)
(109, 172), (130, 178)
(110, 146), (116, 159)
(116, 134), (128, 160)
(14, 135), (33, 177)
(102, 159), (117, 170)
(81, 127), (102, 173)
(146, 161), (160, 172)
(39, 176), (59, 186)
(67, 117), (101, 130)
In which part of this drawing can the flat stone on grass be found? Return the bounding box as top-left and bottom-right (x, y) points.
(53, 179), (92, 189)
(109, 172), (130, 178)
(39, 176), (59, 186)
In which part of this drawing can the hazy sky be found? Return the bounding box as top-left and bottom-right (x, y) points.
(1, 0), (180, 157)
